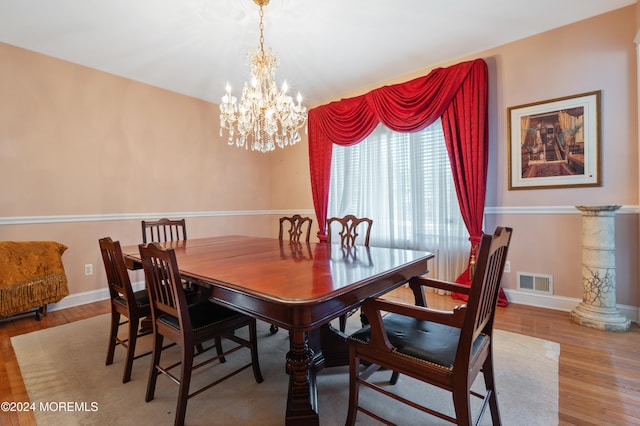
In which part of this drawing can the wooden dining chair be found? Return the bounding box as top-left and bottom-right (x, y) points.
(268, 214), (314, 334)
(141, 218), (187, 244)
(327, 214), (372, 247)
(139, 242), (263, 426)
(141, 217), (202, 298)
(99, 237), (152, 383)
(345, 227), (512, 425)
(279, 214), (313, 242)
(327, 214), (373, 331)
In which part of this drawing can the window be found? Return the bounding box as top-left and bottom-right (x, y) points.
(328, 119), (468, 280)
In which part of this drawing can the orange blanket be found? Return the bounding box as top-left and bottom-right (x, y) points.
(0, 241), (70, 317)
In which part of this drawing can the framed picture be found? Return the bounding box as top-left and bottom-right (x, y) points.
(507, 91), (601, 190)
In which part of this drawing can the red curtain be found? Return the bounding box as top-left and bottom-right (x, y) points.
(441, 64), (507, 306)
(307, 58), (507, 306)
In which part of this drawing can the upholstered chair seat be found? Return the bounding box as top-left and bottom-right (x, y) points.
(349, 314), (488, 370)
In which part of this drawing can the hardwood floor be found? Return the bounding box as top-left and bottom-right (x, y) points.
(0, 300), (110, 426)
(1, 292), (639, 425)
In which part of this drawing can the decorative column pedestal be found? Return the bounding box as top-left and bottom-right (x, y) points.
(570, 205), (630, 332)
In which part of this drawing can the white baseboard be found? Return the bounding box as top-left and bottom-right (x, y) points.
(504, 289), (639, 324)
(48, 281), (146, 311)
(48, 284), (639, 325)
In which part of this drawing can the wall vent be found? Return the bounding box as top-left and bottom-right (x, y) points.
(517, 272), (553, 294)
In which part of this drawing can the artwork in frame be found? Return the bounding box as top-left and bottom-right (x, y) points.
(507, 91), (601, 190)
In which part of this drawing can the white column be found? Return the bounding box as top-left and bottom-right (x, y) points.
(570, 205), (630, 331)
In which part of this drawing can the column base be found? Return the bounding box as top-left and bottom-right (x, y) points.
(570, 303), (630, 332)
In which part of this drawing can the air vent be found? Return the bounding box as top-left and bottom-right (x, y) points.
(517, 272), (553, 294)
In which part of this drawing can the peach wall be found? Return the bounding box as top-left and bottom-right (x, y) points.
(1, 5), (638, 313)
(0, 43), (272, 216)
(481, 7), (638, 306)
(0, 41), (275, 295)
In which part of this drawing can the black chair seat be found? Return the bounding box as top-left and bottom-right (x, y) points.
(115, 289), (150, 309)
(158, 302), (246, 332)
(349, 313), (488, 369)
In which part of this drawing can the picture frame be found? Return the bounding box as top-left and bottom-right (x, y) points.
(507, 91), (601, 190)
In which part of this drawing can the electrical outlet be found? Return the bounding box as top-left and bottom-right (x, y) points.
(84, 264), (93, 276)
(504, 260), (511, 273)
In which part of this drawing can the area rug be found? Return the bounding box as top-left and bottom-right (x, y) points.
(11, 314), (559, 425)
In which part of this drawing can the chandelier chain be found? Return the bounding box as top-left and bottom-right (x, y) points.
(258, 5), (265, 56)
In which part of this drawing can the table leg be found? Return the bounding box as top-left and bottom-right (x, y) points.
(285, 330), (319, 426)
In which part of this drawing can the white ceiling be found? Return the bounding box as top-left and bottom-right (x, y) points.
(0, 0), (635, 107)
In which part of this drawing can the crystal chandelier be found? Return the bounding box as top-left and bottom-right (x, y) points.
(219, 0), (307, 153)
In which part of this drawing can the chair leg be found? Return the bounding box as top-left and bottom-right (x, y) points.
(345, 348), (360, 426)
(482, 352), (502, 425)
(122, 317), (139, 383)
(248, 320), (264, 383)
(340, 309), (367, 332)
(195, 343), (205, 355)
(452, 388), (473, 426)
(145, 333), (164, 403)
(174, 344), (195, 426)
(214, 337), (226, 363)
(339, 314), (347, 332)
(359, 310), (369, 327)
(105, 310), (120, 366)
(389, 370), (400, 385)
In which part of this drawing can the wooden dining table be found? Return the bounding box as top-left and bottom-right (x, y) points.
(122, 235), (433, 425)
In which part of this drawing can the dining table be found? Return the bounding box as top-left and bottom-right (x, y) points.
(122, 235), (433, 425)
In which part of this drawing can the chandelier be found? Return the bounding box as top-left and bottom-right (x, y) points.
(219, 0), (307, 153)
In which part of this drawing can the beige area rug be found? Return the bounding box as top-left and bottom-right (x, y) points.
(11, 314), (559, 425)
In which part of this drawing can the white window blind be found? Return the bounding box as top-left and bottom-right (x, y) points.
(328, 119), (468, 281)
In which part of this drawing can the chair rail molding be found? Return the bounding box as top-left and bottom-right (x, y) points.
(0, 209), (316, 226)
(2, 206), (637, 225)
(485, 205), (638, 215)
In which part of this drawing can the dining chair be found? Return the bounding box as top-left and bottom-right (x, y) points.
(327, 214), (372, 247)
(327, 214), (373, 331)
(139, 242), (263, 426)
(141, 217), (202, 299)
(345, 227), (512, 425)
(99, 237), (152, 383)
(141, 218), (187, 244)
(268, 214), (314, 334)
(279, 214), (313, 242)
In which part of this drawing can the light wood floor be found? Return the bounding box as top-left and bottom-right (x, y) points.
(1, 291), (639, 426)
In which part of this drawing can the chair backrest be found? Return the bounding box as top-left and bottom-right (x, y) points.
(139, 242), (191, 334)
(327, 215), (373, 246)
(279, 215), (313, 242)
(141, 218), (187, 244)
(456, 227), (512, 367)
(99, 237), (137, 309)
